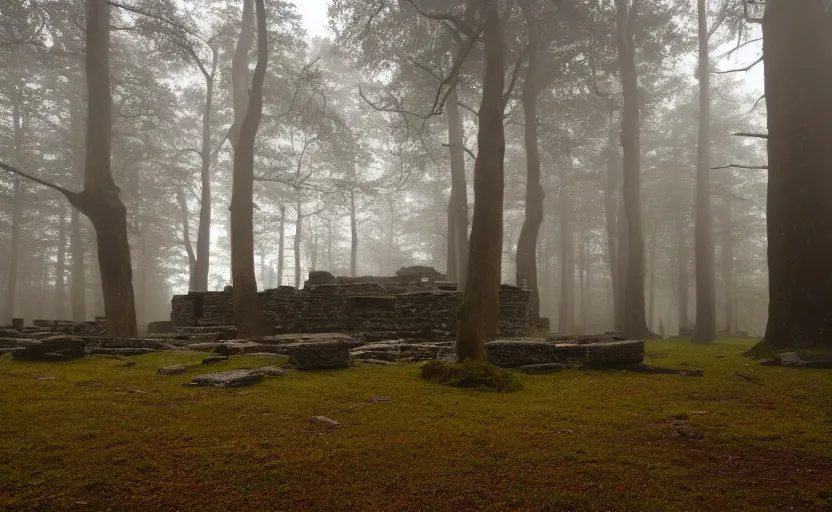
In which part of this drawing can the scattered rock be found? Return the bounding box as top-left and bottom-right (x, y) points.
(158, 364), (188, 375)
(758, 358), (778, 366)
(518, 363), (566, 374)
(202, 356), (229, 365)
(308, 415), (341, 428)
(252, 366), (285, 377)
(355, 359), (396, 366)
(289, 341), (351, 370)
(774, 352), (810, 368)
(187, 369), (264, 388)
(12, 336), (86, 361)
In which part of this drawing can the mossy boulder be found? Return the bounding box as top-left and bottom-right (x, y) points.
(419, 360), (522, 392)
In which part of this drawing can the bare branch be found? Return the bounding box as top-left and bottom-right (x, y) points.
(715, 37), (762, 60)
(707, 0), (732, 39)
(405, 0), (476, 38)
(503, 49), (528, 110)
(457, 101), (480, 118)
(733, 132), (768, 139)
(746, 94), (765, 114)
(359, 85), (430, 119)
(0, 161), (80, 202)
(712, 55), (763, 74)
(712, 163), (768, 170)
(442, 143), (476, 160)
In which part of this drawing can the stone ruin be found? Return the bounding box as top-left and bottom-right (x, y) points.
(169, 267), (550, 340)
(1, 267), (656, 378)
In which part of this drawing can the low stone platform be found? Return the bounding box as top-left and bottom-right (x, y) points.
(486, 337), (645, 368)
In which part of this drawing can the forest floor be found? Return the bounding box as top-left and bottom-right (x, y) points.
(1, 339), (832, 511)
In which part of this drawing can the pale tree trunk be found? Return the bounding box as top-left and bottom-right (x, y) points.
(294, 196), (303, 289)
(447, 197), (457, 281)
(515, 0), (544, 318)
(69, 94), (86, 322)
(456, 2), (505, 362)
(229, 0), (267, 338)
(177, 190), (197, 290)
(4, 81), (24, 323)
(720, 197), (735, 335)
(326, 217), (333, 271)
(349, 188), (358, 278)
(311, 231), (318, 271)
(676, 208), (689, 332)
(648, 223), (657, 333)
(603, 107), (621, 329)
(229, 0), (253, 152)
(615, 0), (650, 338)
(578, 233), (587, 332)
(693, 0), (717, 344)
(446, 87), (469, 288)
(558, 166), (573, 333)
(55, 207), (67, 319)
(278, 205), (285, 286)
(194, 50), (219, 292)
(762, 0), (832, 350)
(615, 200), (628, 332)
(259, 247), (266, 288)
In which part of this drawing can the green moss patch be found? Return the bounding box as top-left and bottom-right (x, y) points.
(419, 360), (523, 392)
(2, 340), (832, 511)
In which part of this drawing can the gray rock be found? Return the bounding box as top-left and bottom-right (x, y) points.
(91, 347), (159, 356)
(518, 363), (566, 373)
(187, 369), (264, 388)
(288, 341), (351, 370)
(201, 356), (229, 365)
(355, 359), (396, 366)
(774, 352), (810, 368)
(485, 339), (560, 368)
(252, 366), (285, 377)
(308, 415), (341, 428)
(11, 336), (86, 362)
(158, 364), (188, 375)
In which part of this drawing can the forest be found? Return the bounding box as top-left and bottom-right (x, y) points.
(1, 0), (832, 510)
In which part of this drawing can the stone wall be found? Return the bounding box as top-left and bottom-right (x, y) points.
(170, 270), (543, 339)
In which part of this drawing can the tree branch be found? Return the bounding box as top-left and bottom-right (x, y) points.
(502, 49), (528, 110)
(0, 161), (82, 206)
(442, 143), (476, 160)
(712, 163), (768, 170)
(733, 132), (768, 139)
(712, 55), (763, 74)
(405, 0), (476, 38)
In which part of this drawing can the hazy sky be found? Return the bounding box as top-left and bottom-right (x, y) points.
(295, 0), (330, 38)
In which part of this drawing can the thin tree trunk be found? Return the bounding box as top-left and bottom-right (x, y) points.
(446, 88), (470, 289)
(349, 188), (358, 278)
(4, 82), (24, 323)
(515, 0), (544, 318)
(177, 190), (197, 290)
(69, 94), (86, 322)
(294, 196), (302, 289)
(558, 165), (573, 333)
(603, 107), (621, 329)
(194, 51), (218, 293)
(447, 197), (458, 281)
(579, 233), (587, 332)
(229, 0), (267, 338)
(648, 223), (657, 333)
(456, 2), (505, 362)
(721, 198), (735, 335)
(311, 231), (318, 271)
(278, 205), (285, 286)
(615, 199), (628, 332)
(676, 208), (690, 333)
(55, 207), (67, 319)
(693, 0), (717, 344)
(615, 0), (650, 338)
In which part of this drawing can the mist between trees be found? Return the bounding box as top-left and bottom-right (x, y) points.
(2, 0), (825, 352)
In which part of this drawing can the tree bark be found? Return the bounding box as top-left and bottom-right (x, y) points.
(446, 87), (469, 288)
(194, 50), (219, 293)
(603, 107), (621, 330)
(4, 81), (24, 323)
(349, 188), (358, 278)
(294, 196), (303, 289)
(229, 0), (254, 152)
(762, 0), (832, 350)
(558, 165), (573, 333)
(515, 0), (544, 319)
(456, 1), (505, 362)
(229, 0), (268, 338)
(692, 0), (717, 344)
(676, 208), (689, 332)
(615, 0), (650, 338)
(177, 190), (197, 290)
(278, 204), (285, 286)
(615, 200), (628, 332)
(447, 197), (457, 281)
(69, 94), (87, 322)
(55, 207), (67, 319)
(720, 198), (735, 335)
(648, 223), (657, 333)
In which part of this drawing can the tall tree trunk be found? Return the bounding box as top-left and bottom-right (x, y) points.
(80, 0), (137, 337)
(676, 208), (689, 333)
(278, 205), (285, 286)
(615, 200), (628, 332)
(294, 199), (303, 288)
(515, 0), (544, 318)
(177, 190), (197, 290)
(648, 223), (657, 333)
(558, 166), (573, 333)
(311, 231), (318, 271)
(447, 197), (458, 281)
(456, 2), (505, 362)
(615, 0), (650, 338)
(229, 0), (253, 151)
(69, 95), (86, 322)
(194, 52), (218, 293)
(693, 0), (717, 344)
(721, 198), (735, 335)
(603, 107), (621, 329)
(349, 188), (358, 278)
(579, 233), (587, 332)
(55, 208), (67, 319)
(229, 0), (267, 338)
(762, 0), (832, 350)
(4, 82), (24, 323)
(446, 88), (469, 288)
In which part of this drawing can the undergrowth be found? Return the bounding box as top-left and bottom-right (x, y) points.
(419, 360), (523, 392)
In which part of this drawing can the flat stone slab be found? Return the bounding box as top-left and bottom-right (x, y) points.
(252, 366), (285, 377)
(187, 369), (265, 388)
(91, 347), (160, 356)
(158, 364), (188, 375)
(202, 356), (229, 365)
(486, 338), (645, 369)
(11, 336), (86, 362)
(259, 333), (358, 346)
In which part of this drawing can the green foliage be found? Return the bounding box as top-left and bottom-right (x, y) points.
(2, 340), (832, 511)
(420, 360), (522, 393)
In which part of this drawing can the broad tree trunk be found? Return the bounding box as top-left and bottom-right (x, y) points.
(229, 0), (267, 338)
(615, 199), (628, 332)
(648, 224), (657, 332)
(515, 0), (544, 317)
(676, 208), (689, 332)
(693, 0), (717, 344)
(456, 3), (505, 362)
(603, 108), (621, 329)
(446, 88), (469, 289)
(762, 0), (832, 350)
(326, 217), (333, 271)
(229, 0), (254, 152)
(69, 96), (86, 322)
(278, 205), (285, 286)
(615, 0), (650, 338)
(55, 208), (67, 319)
(579, 234), (587, 332)
(720, 198), (735, 335)
(558, 166), (573, 333)
(4, 82), (24, 323)
(349, 188), (358, 277)
(194, 52), (219, 293)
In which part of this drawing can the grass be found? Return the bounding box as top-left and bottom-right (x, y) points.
(420, 360), (523, 392)
(1, 339), (832, 511)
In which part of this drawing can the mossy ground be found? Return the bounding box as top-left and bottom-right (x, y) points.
(420, 360), (523, 392)
(1, 339), (832, 511)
